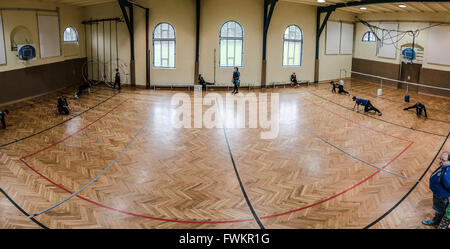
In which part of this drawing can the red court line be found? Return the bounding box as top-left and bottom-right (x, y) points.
(260, 141), (414, 220)
(302, 96), (413, 143)
(20, 141), (413, 224)
(18, 93), (415, 224)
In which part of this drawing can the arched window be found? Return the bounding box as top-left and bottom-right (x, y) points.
(219, 21), (243, 67)
(362, 31), (376, 42)
(283, 25), (302, 67)
(63, 26), (78, 43)
(153, 22), (176, 68)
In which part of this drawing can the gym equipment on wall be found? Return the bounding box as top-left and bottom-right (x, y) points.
(82, 18), (124, 87)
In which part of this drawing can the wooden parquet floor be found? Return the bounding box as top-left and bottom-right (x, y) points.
(0, 78), (449, 229)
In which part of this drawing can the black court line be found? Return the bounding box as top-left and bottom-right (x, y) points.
(0, 188), (48, 229)
(216, 98), (265, 229)
(0, 92), (118, 149)
(364, 132), (449, 229)
(307, 91), (447, 138)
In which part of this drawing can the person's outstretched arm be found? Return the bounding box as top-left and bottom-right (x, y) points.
(403, 104), (417, 110)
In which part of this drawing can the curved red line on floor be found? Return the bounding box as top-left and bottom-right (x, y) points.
(19, 141), (414, 224)
(17, 94), (415, 225)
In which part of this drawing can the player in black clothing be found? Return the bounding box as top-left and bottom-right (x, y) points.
(291, 73), (299, 87)
(232, 67), (240, 94)
(114, 68), (121, 91)
(330, 81), (350, 95)
(57, 95), (70, 115)
(75, 82), (91, 99)
(403, 102), (428, 118)
(198, 74), (214, 90)
(0, 109), (9, 129)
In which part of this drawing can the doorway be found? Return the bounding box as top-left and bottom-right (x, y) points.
(399, 62), (421, 93)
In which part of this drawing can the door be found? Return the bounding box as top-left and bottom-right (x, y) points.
(399, 62), (421, 92)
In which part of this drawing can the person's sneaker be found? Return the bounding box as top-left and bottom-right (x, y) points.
(347, 93), (350, 96)
(74, 94), (78, 99)
(422, 219), (438, 226)
(378, 112), (382, 116)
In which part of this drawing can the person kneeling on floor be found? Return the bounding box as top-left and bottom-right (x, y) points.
(57, 95), (71, 115)
(423, 152), (450, 227)
(0, 109), (9, 129)
(403, 102), (428, 119)
(352, 96), (382, 116)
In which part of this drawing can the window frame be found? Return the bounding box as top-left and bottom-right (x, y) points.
(282, 24), (303, 67)
(362, 31), (376, 42)
(219, 20), (244, 68)
(63, 26), (78, 43)
(152, 22), (176, 69)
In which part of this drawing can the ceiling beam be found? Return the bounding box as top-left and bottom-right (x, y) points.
(318, 0), (450, 13)
(434, 2), (450, 12)
(402, 3), (424, 13)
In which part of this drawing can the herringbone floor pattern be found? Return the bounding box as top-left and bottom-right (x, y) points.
(0, 79), (448, 229)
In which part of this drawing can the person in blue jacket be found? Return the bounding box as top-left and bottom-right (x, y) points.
(423, 152), (450, 226)
(352, 96), (382, 116)
(232, 67), (240, 94)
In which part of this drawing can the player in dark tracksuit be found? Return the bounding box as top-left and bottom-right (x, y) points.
(331, 81), (350, 95)
(57, 95), (70, 115)
(232, 67), (240, 94)
(114, 68), (121, 91)
(75, 83), (91, 99)
(352, 96), (382, 116)
(291, 73), (298, 87)
(198, 74), (214, 91)
(404, 102), (428, 118)
(0, 110), (9, 129)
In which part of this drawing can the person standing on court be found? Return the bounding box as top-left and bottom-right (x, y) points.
(423, 152), (450, 226)
(352, 96), (382, 116)
(232, 67), (240, 94)
(0, 109), (9, 129)
(114, 68), (121, 91)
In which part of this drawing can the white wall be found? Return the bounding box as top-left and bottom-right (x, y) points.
(199, 0), (263, 86)
(319, 11), (355, 81)
(0, 0), (85, 73)
(81, 0), (355, 86)
(353, 12), (450, 72)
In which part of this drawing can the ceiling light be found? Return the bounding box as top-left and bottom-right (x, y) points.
(317, 0), (326, 3)
(398, 4), (407, 8)
(360, 7), (367, 10)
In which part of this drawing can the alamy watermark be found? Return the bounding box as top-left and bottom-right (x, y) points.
(171, 91), (280, 139)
